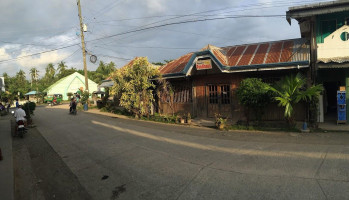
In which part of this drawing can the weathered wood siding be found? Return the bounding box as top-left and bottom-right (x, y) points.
(159, 69), (307, 122)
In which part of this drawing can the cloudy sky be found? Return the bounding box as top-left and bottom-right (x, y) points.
(0, 0), (326, 77)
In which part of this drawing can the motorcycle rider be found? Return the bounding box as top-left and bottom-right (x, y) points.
(69, 98), (77, 114)
(14, 105), (26, 130)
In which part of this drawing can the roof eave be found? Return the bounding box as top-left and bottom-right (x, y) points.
(286, 1), (349, 24)
(225, 61), (309, 72)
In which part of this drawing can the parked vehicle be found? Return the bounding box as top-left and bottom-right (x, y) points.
(44, 94), (63, 105)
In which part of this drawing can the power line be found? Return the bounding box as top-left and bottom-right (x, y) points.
(94, 44), (198, 50)
(85, 15), (285, 44)
(86, 0), (322, 25)
(0, 44), (78, 64)
(61, 48), (81, 62)
(0, 14), (293, 64)
(98, 54), (132, 61)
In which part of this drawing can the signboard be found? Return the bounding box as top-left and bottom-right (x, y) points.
(196, 59), (212, 70)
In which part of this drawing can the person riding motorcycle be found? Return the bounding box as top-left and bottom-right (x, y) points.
(14, 105), (27, 131)
(69, 98), (77, 114)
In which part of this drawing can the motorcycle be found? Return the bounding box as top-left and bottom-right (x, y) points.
(16, 120), (26, 138)
(70, 108), (77, 115)
(11, 111), (27, 138)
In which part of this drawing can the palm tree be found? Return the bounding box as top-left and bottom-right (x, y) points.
(16, 70), (26, 83)
(57, 61), (67, 77)
(29, 67), (39, 88)
(96, 61), (116, 77)
(267, 73), (323, 125)
(45, 63), (55, 79)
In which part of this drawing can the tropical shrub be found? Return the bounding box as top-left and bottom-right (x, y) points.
(80, 91), (90, 104)
(235, 78), (273, 124)
(110, 57), (159, 117)
(266, 73), (323, 125)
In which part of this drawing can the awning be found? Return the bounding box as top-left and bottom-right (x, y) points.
(99, 80), (114, 88)
(93, 91), (105, 94)
(25, 91), (40, 95)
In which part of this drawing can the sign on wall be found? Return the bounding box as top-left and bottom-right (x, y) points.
(196, 59), (212, 70)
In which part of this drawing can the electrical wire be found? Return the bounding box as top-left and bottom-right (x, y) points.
(0, 0), (327, 65)
(0, 44), (78, 64)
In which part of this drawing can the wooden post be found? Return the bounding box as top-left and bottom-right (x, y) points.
(77, 0), (89, 93)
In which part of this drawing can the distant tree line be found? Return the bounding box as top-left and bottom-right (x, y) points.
(0, 61), (116, 103)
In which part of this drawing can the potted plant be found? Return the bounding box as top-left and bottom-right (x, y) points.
(178, 114), (185, 124)
(186, 112), (191, 124)
(215, 113), (227, 130)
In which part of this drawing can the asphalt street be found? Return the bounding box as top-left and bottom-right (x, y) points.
(33, 105), (349, 200)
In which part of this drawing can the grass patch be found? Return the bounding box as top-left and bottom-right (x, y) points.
(228, 121), (300, 132)
(142, 113), (179, 124)
(98, 106), (181, 124)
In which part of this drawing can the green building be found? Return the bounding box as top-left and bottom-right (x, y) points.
(44, 72), (98, 101)
(287, 1), (349, 123)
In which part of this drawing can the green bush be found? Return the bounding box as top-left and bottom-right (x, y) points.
(100, 107), (108, 112)
(236, 78), (273, 124)
(23, 101), (36, 116)
(80, 91), (90, 104)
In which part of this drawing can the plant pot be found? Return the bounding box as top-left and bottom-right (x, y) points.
(218, 124), (225, 130)
(186, 119), (191, 124)
(180, 118), (185, 124)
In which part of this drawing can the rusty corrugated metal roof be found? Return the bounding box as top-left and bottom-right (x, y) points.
(160, 38), (310, 76)
(159, 53), (193, 75)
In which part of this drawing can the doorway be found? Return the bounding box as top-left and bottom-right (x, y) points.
(207, 84), (231, 118)
(323, 81), (339, 121)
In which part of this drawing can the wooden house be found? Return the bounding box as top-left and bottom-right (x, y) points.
(158, 39), (310, 122)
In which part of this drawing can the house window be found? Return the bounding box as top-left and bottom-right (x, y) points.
(160, 85), (192, 103)
(173, 86), (192, 103)
(221, 85), (230, 104)
(340, 18), (349, 41)
(209, 85), (218, 104)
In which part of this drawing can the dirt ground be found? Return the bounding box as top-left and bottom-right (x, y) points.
(11, 119), (92, 200)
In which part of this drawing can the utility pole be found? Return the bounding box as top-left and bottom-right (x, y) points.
(34, 68), (39, 103)
(77, 0), (89, 92)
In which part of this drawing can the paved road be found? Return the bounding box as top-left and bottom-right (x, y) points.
(34, 105), (349, 200)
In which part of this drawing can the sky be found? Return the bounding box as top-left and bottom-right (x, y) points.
(0, 0), (328, 78)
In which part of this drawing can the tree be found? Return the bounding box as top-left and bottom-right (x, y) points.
(156, 77), (174, 115)
(57, 61), (67, 79)
(236, 78), (273, 125)
(152, 62), (165, 66)
(45, 63), (55, 80)
(29, 67), (39, 88)
(110, 57), (159, 117)
(96, 61), (116, 76)
(5, 70), (30, 99)
(266, 73), (323, 125)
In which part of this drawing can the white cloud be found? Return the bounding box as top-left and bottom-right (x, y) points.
(144, 0), (166, 13)
(16, 49), (69, 70)
(0, 48), (11, 60)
